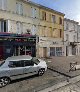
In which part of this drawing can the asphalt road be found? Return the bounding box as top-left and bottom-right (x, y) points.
(0, 69), (65, 92)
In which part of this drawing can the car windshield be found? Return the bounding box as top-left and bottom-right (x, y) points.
(0, 61), (5, 67)
(32, 57), (40, 65)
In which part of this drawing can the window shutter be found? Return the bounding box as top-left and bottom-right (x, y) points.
(20, 4), (23, 15)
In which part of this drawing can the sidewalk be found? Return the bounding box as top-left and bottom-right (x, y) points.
(39, 56), (80, 92)
(45, 56), (80, 78)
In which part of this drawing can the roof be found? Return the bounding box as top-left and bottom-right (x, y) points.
(64, 18), (79, 24)
(23, 0), (65, 16)
(6, 55), (32, 61)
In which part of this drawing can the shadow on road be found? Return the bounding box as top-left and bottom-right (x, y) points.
(10, 74), (38, 84)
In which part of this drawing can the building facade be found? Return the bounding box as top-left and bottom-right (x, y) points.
(0, 0), (64, 59)
(37, 3), (64, 57)
(77, 25), (80, 55)
(64, 18), (78, 56)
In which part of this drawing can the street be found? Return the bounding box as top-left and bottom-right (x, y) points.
(0, 69), (65, 92)
(53, 81), (80, 92)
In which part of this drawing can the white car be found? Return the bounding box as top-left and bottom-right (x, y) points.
(0, 55), (47, 87)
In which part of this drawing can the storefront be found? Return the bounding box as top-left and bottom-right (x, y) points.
(0, 33), (36, 60)
(38, 37), (64, 57)
(50, 47), (62, 56)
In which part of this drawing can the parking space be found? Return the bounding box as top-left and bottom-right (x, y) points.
(0, 69), (65, 92)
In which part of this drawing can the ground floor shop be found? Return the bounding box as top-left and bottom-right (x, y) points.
(37, 37), (64, 58)
(0, 33), (36, 60)
(38, 47), (63, 57)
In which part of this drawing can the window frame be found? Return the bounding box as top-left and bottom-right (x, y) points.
(59, 17), (62, 25)
(16, 2), (23, 15)
(8, 60), (24, 68)
(52, 15), (56, 23)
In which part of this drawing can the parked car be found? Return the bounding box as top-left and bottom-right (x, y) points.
(0, 55), (47, 87)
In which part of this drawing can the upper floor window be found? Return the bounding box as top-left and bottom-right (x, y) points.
(66, 34), (69, 41)
(32, 7), (37, 18)
(0, 0), (7, 10)
(42, 11), (46, 20)
(59, 17), (62, 25)
(16, 2), (23, 15)
(60, 29), (62, 38)
(49, 14), (51, 22)
(52, 15), (56, 23)
(16, 22), (23, 34)
(66, 22), (69, 30)
(31, 25), (36, 35)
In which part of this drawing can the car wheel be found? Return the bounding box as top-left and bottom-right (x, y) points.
(38, 68), (45, 76)
(0, 77), (10, 88)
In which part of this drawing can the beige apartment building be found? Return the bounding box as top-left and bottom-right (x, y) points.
(0, 0), (64, 58)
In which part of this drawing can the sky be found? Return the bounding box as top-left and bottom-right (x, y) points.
(31, 0), (80, 23)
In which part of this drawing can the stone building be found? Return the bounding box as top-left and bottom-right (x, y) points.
(0, 0), (64, 59)
(64, 18), (78, 56)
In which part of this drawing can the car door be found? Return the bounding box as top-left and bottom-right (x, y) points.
(8, 60), (25, 80)
(23, 60), (38, 76)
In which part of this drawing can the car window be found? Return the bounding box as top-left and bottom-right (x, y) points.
(24, 60), (34, 66)
(0, 61), (5, 67)
(32, 58), (40, 65)
(9, 61), (24, 68)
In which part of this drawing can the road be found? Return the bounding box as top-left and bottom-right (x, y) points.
(0, 69), (65, 92)
(53, 81), (80, 92)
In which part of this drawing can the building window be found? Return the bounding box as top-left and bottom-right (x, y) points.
(31, 25), (36, 35)
(50, 47), (55, 56)
(16, 22), (23, 34)
(56, 47), (62, 56)
(42, 11), (46, 20)
(0, 20), (8, 32)
(32, 7), (36, 18)
(49, 14), (51, 22)
(60, 29), (62, 38)
(66, 22), (69, 30)
(66, 34), (69, 41)
(50, 47), (62, 56)
(0, 0), (7, 10)
(52, 15), (56, 23)
(16, 2), (23, 15)
(59, 17), (62, 24)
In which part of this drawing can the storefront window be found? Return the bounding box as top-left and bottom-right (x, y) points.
(56, 47), (62, 56)
(50, 47), (62, 56)
(50, 47), (55, 56)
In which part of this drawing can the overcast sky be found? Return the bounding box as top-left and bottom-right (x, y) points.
(31, 0), (80, 23)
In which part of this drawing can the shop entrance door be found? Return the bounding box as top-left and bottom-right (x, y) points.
(43, 47), (47, 57)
